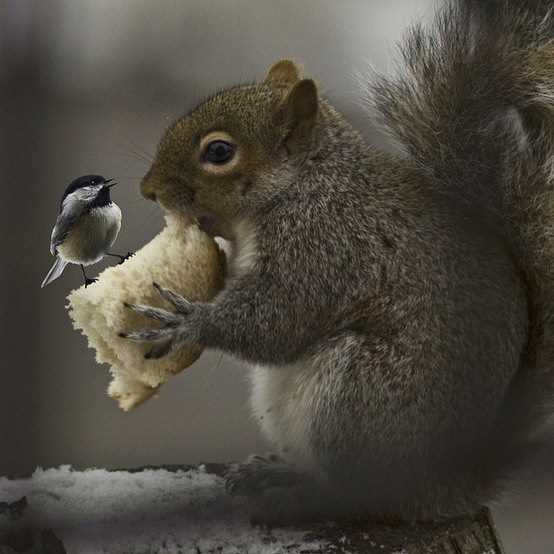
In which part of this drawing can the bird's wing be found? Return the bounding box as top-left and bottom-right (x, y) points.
(49, 196), (88, 255)
(50, 214), (76, 255)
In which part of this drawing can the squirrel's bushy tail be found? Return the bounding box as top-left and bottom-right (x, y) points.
(370, 0), (552, 490)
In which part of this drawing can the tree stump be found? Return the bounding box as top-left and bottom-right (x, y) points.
(305, 506), (503, 553)
(0, 463), (504, 553)
(125, 463), (504, 553)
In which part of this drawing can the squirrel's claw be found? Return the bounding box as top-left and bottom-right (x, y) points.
(117, 325), (178, 359)
(118, 328), (173, 342)
(144, 338), (176, 359)
(122, 302), (181, 325)
(153, 282), (192, 314)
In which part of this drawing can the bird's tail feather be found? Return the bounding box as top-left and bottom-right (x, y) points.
(41, 258), (68, 288)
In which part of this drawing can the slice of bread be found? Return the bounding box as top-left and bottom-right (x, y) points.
(67, 214), (225, 411)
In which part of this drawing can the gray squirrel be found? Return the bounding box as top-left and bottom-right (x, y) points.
(123, 0), (552, 522)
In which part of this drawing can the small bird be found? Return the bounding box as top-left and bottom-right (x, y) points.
(41, 174), (133, 288)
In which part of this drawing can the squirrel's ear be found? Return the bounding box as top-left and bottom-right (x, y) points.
(264, 60), (302, 85)
(278, 78), (319, 153)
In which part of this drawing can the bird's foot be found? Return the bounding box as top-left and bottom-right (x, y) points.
(84, 278), (98, 288)
(117, 252), (135, 265)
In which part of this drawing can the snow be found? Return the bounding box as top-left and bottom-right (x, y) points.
(0, 466), (330, 553)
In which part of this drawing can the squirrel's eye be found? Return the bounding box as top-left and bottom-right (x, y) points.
(203, 140), (235, 164)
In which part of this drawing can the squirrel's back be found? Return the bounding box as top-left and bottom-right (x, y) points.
(370, 0), (553, 488)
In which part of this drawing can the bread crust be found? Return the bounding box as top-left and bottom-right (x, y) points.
(67, 214), (225, 410)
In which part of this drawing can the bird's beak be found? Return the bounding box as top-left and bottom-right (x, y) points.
(104, 179), (117, 188)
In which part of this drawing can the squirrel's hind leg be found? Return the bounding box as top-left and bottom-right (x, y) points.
(225, 454), (327, 526)
(225, 453), (300, 497)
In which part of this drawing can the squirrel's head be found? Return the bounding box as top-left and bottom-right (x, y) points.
(140, 60), (322, 239)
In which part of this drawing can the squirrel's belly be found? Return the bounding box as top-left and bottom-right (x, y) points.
(58, 207), (121, 264)
(250, 360), (320, 471)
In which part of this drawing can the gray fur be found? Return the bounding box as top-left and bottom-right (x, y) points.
(130, 0), (552, 521)
(369, 0), (553, 495)
(225, 454), (301, 496)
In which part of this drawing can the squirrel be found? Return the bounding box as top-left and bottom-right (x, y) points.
(127, 0), (552, 523)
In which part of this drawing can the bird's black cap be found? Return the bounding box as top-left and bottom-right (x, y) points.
(60, 175), (107, 206)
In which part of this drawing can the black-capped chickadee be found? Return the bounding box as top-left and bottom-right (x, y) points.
(41, 174), (133, 288)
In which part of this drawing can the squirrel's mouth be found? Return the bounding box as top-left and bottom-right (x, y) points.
(197, 215), (225, 238)
(163, 204), (220, 237)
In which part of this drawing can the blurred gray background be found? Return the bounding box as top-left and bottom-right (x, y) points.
(1, 1), (551, 552)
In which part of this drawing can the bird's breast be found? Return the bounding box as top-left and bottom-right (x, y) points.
(57, 203), (122, 265)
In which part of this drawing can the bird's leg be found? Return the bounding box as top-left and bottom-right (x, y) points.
(80, 264), (97, 288)
(106, 252), (135, 265)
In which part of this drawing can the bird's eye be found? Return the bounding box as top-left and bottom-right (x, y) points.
(203, 141), (235, 164)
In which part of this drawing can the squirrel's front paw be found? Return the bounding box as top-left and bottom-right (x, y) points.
(118, 282), (202, 359)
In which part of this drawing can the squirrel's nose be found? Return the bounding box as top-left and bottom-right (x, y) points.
(143, 190), (157, 202)
(140, 178), (158, 203)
